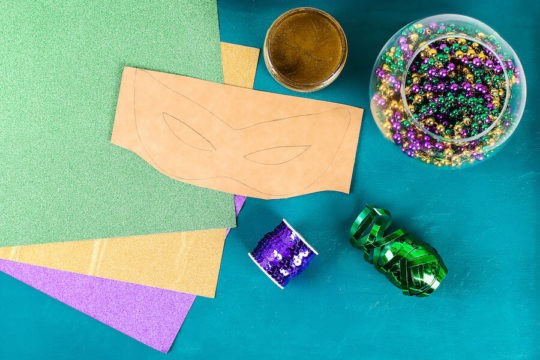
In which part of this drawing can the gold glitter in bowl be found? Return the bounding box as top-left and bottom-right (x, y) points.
(264, 7), (348, 92)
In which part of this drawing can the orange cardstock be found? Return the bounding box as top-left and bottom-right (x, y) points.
(111, 67), (363, 199)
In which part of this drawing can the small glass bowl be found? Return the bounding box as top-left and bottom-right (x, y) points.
(370, 14), (526, 167)
(264, 7), (348, 92)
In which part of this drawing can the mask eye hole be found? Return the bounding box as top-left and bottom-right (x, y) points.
(244, 145), (311, 165)
(162, 112), (216, 151)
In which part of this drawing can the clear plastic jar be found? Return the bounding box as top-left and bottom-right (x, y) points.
(370, 14), (526, 167)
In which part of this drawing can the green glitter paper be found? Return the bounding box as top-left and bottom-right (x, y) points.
(0, 1), (235, 246)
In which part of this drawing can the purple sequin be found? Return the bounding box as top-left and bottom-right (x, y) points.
(249, 220), (317, 288)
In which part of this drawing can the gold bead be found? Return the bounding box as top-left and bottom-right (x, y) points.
(462, 117), (471, 126)
(458, 38), (467, 45)
(428, 48), (437, 56)
(455, 50), (464, 59)
(466, 73), (474, 82)
(444, 148), (453, 157)
(409, 33), (419, 43)
(425, 117), (435, 126)
(451, 156), (462, 166)
(435, 61), (443, 69)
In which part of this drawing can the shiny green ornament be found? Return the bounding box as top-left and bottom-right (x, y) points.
(350, 205), (448, 297)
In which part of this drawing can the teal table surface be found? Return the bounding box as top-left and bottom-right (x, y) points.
(1, 1), (539, 359)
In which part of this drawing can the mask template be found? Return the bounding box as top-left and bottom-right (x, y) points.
(112, 67), (363, 199)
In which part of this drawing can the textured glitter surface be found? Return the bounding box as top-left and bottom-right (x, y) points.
(265, 7), (347, 91)
(0, 0), (235, 246)
(0, 260), (195, 353)
(250, 220), (317, 288)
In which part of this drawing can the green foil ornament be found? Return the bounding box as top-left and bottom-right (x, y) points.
(350, 205), (447, 297)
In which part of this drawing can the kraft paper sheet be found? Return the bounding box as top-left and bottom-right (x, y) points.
(111, 67), (363, 199)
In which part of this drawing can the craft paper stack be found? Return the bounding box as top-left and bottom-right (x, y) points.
(1, 1), (364, 353)
(0, 1), (256, 353)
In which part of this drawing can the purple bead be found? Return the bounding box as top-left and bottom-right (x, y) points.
(423, 141), (432, 149)
(377, 98), (386, 106)
(439, 43), (448, 51)
(462, 82), (472, 91)
(424, 84), (433, 92)
(507, 60), (514, 69)
(474, 83), (487, 93)
(472, 57), (482, 67)
(428, 68), (437, 77)
(429, 22), (438, 30)
(398, 36), (408, 45)
(434, 142), (444, 151)
(436, 83), (445, 92)
(411, 84), (420, 93)
(394, 112), (402, 120)
(462, 56), (469, 64)
(450, 83), (459, 91)
(487, 103), (494, 110)
(392, 122), (402, 131)
(393, 133), (402, 144)
(439, 69), (448, 77)
(447, 62), (456, 71)
(485, 59), (494, 69)
(400, 44), (409, 52)
(388, 75), (397, 84)
(475, 153), (485, 161)
(407, 131), (416, 140)
(494, 65), (503, 74)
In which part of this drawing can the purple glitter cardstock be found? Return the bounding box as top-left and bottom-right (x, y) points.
(0, 259), (195, 352)
(226, 195), (247, 236)
(249, 219), (318, 289)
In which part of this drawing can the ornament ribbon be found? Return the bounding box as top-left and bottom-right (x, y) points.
(350, 205), (447, 297)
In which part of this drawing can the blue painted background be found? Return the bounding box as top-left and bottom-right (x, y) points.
(1, 1), (538, 359)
